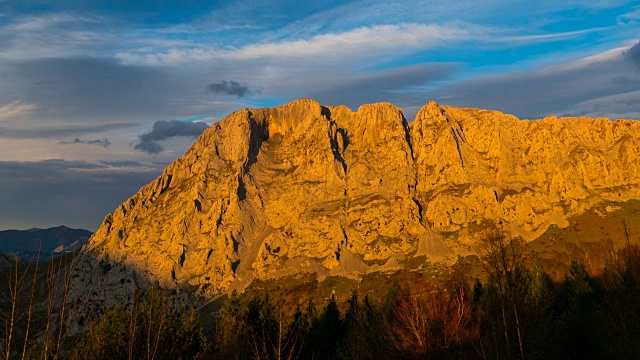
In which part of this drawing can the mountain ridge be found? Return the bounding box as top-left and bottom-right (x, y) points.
(68, 98), (640, 316)
(0, 225), (92, 260)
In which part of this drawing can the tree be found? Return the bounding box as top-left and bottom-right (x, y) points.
(338, 292), (386, 360)
(554, 261), (602, 359)
(213, 291), (251, 360)
(310, 295), (344, 359)
(600, 238), (640, 358)
(68, 288), (207, 360)
(245, 294), (278, 359)
(477, 228), (528, 360)
(286, 299), (318, 360)
(386, 283), (476, 359)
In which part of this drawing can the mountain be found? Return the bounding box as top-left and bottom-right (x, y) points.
(0, 225), (92, 260)
(68, 98), (640, 311)
(0, 251), (18, 269)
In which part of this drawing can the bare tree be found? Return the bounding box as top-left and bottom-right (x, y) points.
(386, 284), (475, 358)
(1, 255), (28, 360)
(477, 228), (527, 360)
(21, 247), (41, 360)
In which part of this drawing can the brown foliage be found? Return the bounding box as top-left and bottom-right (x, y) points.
(386, 283), (477, 358)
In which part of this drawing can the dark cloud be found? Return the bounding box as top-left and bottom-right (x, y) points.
(0, 159), (164, 231)
(0, 159), (105, 176)
(135, 140), (163, 155)
(566, 90), (640, 119)
(58, 138), (111, 148)
(135, 119), (209, 154)
(611, 75), (635, 86)
(99, 160), (145, 167)
(0, 123), (134, 138)
(626, 40), (640, 68)
(0, 57), (195, 123)
(207, 80), (258, 98)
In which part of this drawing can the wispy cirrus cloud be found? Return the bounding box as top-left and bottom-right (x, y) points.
(618, 6), (640, 24)
(0, 123), (134, 139)
(116, 22), (485, 66)
(0, 14), (111, 60)
(418, 41), (640, 119)
(0, 101), (37, 121)
(499, 26), (615, 43)
(311, 62), (459, 113)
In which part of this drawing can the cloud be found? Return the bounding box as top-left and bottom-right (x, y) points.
(626, 40), (640, 67)
(498, 26), (614, 44)
(59, 138), (111, 148)
(0, 56), (247, 130)
(0, 159), (105, 175)
(207, 80), (257, 97)
(117, 22), (483, 66)
(0, 14), (109, 60)
(417, 43), (640, 119)
(0, 101), (37, 121)
(310, 63), (458, 113)
(99, 160), (145, 167)
(135, 119), (209, 154)
(618, 6), (640, 24)
(569, 90), (640, 119)
(228, 23), (476, 60)
(0, 123), (134, 138)
(0, 159), (163, 230)
(0, 57), (195, 123)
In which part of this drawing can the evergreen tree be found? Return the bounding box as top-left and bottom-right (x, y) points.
(311, 295), (344, 359)
(556, 261), (602, 359)
(213, 291), (252, 360)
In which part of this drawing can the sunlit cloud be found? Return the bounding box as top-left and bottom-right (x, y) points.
(116, 23), (487, 66)
(0, 101), (37, 121)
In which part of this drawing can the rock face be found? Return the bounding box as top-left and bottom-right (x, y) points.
(69, 98), (640, 307)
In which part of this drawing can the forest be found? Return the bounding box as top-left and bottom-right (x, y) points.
(3, 229), (640, 360)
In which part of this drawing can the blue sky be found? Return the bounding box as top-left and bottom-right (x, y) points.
(0, 0), (639, 230)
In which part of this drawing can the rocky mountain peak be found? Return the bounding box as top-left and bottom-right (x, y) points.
(414, 100), (447, 124)
(69, 98), (640, 320)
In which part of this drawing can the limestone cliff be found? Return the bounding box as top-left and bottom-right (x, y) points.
(69, 98), (640, 309)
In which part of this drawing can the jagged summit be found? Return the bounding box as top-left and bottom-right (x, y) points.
(69, 98), (640, 313)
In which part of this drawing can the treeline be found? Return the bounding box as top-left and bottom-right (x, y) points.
(202, 237), (640, 360)
(4, 232), (640, 359)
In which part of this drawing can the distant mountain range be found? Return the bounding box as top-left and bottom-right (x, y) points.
(0, 225), (93, 260)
